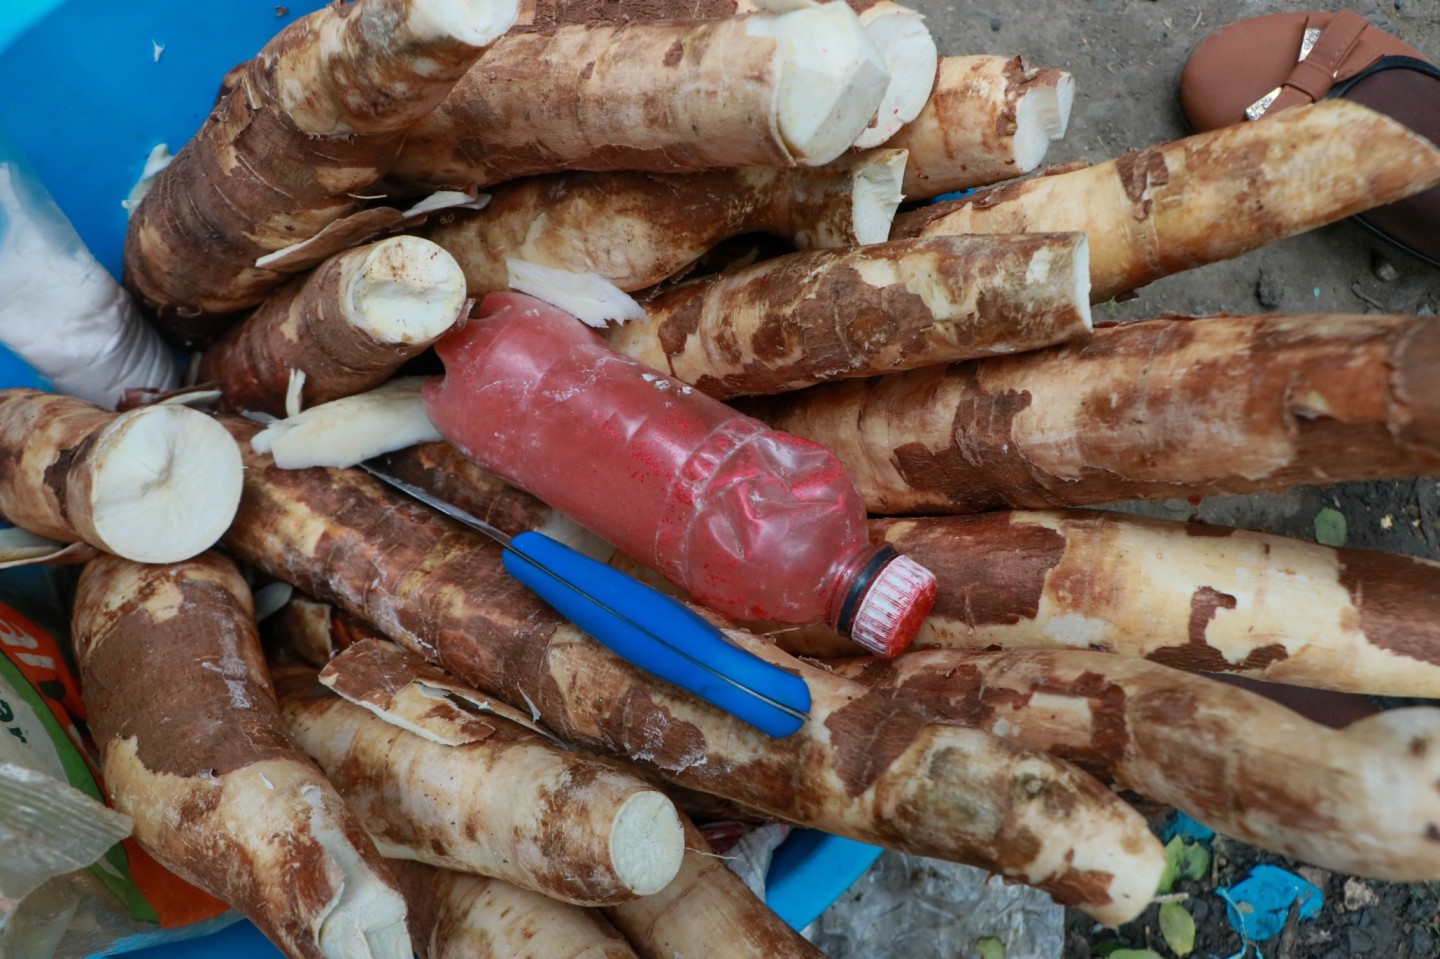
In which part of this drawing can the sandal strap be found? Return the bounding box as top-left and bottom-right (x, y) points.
(1268, 11), (1372, 112)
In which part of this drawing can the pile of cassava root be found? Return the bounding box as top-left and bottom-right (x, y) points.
(7, 0), (1440, 956)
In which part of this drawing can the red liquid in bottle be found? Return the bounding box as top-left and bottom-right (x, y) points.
(423, 292), (935, 655)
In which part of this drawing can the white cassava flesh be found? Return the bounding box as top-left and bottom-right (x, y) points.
(850, 2), (938, 149)
(251, 378), (440, 469)
(347, 237), (468, 345)
(506, 259), (648, 328)
(850, 148), (908, 245)
(748, 3), (891, 163)
(81, 405), (243, 564)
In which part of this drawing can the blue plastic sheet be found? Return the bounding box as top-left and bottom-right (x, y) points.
(1216, 865), (1323, 943)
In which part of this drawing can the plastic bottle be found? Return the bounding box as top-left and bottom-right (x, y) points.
(423, 292), (937, 656)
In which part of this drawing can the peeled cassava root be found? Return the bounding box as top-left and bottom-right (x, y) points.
(884, 55), (1072, 198)
(199, 236), (468, 416)
(891, 100), (1440, 302)
(605, 233), (1092, 398)
(0, 389), (242, 563)
(219, 420), (1166, 926)
(747, 312), (1440, 514)
(270, 643), (686, 906)
(833, 649), (1440, 882)
(71, 552), (409, 959)
(392, 860), (640, 959)
(123, 0), (516, 335)
(605, 822), (826, 959)
(869, 511), (1440, 698)
(390, 5), (889, 189)
(422, 150), (906, 294)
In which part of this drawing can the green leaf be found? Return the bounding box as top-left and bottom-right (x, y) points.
(974, 937), (1005, 959)
(1159, 901), (1197, 957)
(1314, 507), (1348, 547)
(1179, 842), (1210, 882)
(1107, 950), (1166, 959)
(1095, 941), (1126, 957)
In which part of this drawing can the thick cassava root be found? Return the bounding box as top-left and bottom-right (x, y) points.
(869, 511), (1440, 697)
(885, 55), (1072, 198)
(392, 860), (640, 959)
(0, 389), (242, 563)
(123, 0), (517, 335)
(421, 151), (906, 294)
(199, 236), (468, 416)
(834, 648), (1440, 882)
(220, 420), (1166, 926)
(891, 100), (1440, 302)
(605, 233), (1092, 398)
(390, 5), (890, 189)
(270, 642), (686, 906)
(746, 313), (1440, 514)
(71, 552), (409, 959)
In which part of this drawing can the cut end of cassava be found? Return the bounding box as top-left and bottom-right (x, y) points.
(346, 237), (468, 346)
(851, 5), (938, 149)
(506, 259), (648, 328)
(411, 0), (522, 49)
(1011, 90), (1059, 175)
(1072, 236), (1094, 330)
(607, 790), (685, 897)
(853, 150), (908, 244)
(751, 4), (892, 165)
(305, 789), (412, 959)
(250, 377), (442, 469)
(77, 405), (243, 564)
(1038, 71), (1075, 140)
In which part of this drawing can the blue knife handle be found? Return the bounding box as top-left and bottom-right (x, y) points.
(503, 531), (811, 738)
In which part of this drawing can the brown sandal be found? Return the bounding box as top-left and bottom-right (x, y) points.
(1180, 11), (1440, 267)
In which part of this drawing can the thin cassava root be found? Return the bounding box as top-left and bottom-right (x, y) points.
(892, 100), (1440, 302)
(884, 55), (1073, 198)
(71, 552), (409, 959)
(219, 420), (1166, 926)
(0, 389), (242, 564)
(270, 641), (686, 906)
(605, 233), (1092, 398)
(422, 150), (906, 295)
(746, 312), (1440, 514)
(199, 236), (468, 416)
(833, 648), (1440, 882)
(124, 0), (517, 337)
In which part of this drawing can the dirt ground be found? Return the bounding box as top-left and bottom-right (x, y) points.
(882, 1), (1440, 957)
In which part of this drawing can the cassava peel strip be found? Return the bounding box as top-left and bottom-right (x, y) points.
(123, 0), (517, 334)
(891, 100), (1440, 301)
(745, 313), (1440, 514)
(391, 6), (887, 188)
(605, 821), (825, 959)
(270, 650), (684, 905)
(885, 55), (1073, 198)
(0, 389), (242, 564)
(219, 420), (1165, 925)
(606, 233), (1092, 398)
(200, 237), (467, 416)
(71, 552), (409, 959)
(833, 648), (1440, 881)
(391, 860), (639, 959)
(422, 150), (905, 294)
(871, 510), (1440, 698)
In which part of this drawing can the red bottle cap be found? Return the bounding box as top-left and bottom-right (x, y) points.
(848, 554), (937, 657)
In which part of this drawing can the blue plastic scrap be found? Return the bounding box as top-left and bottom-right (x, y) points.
(1216, 865), (1323, 943)
(1162, 812), (1216, 844)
